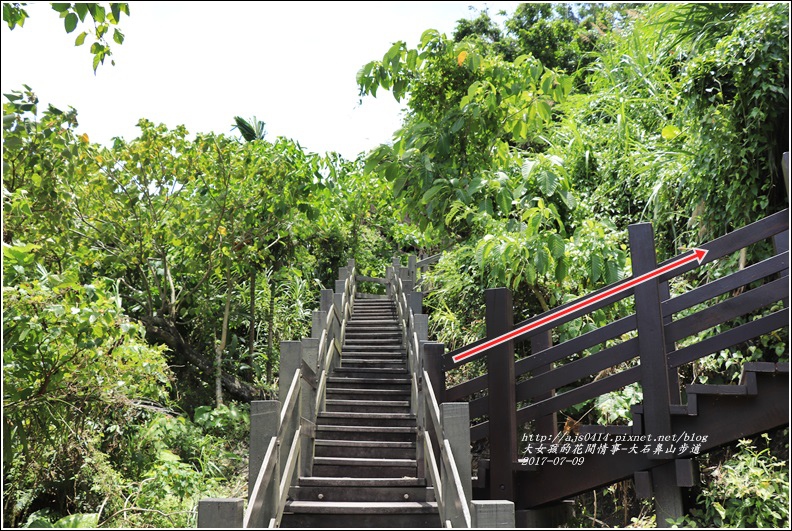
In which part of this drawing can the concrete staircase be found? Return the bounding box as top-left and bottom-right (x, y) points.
(281, 297), (439, 528)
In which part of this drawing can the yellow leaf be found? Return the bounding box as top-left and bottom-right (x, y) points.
(218, 226), (227, 236)
(80, 133), (89, 143)
(457, 51), (468, 67)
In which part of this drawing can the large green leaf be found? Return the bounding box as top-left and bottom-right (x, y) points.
(537, 169), (558, 197)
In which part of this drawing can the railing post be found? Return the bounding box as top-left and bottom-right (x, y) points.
(300, 338), (319, 477)
(320, 288), (333, 314)
(424, 342), (445, 404)
(409, 290), (424, 316)
(198, 498), (244, 528)
(402, 279), (413, 295)
(485, 287), (517, 500)
(470, 500), (515, 528)
(408, 254), (417, 283)
(423, 341), (445, 470)
(279, 342), (302, 403)
(629, 223), (684, 524)
(311, 310), (326, 339)
(440, 402), (472, 527)
(386, 266), (394, 297)
(248, 400), (281, 528)
(530, 332), (557, 437)
(414, 316), (429, 479)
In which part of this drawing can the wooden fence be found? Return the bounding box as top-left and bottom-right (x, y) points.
(427, 208), (788, 522)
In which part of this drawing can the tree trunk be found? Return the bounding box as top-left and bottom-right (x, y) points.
(266, 275), (275, 383)
(249, 269), (256, 383)
(215, 264), (233, 407)
(141, 314), (261, 402)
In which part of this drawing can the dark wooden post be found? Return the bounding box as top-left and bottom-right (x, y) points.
(530, 332), (557, 437)
(659, 280), (681, 405)
(773, 229), (789, 307)
(629, 223), (683, 524)
(485, 288), (517, 500)
(423, 342), (445, 470)
(424, 342), (445, 404)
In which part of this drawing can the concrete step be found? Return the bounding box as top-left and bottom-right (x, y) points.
(281, 501), (440, 528)
(315, 439), (416, 459)
(326, 377), (410, 390)
(317, 412), (415, 427)
(325, 399), (410, 414)
(344, 338), (403, 345)
(326, 388), (410, 401)
(289, 483), (433, 502)
(341, 359), (407, 368)
(347, 319), (400, 326)
(331, 367), (408, 378)
(312, 457), (417, 478)
(315, 425), (416, 442)
(339, 351), (405, 360)
(345, 331), (402, 339)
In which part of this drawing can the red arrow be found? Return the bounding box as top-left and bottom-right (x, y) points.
(452, 248), (708, 364)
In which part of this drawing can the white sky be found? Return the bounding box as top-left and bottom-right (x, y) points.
(1, 1), (522, 159)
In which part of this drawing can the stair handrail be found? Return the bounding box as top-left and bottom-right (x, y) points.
(198, 261), (357, 528)
(243, 368), (302, 527)
(314, 262), (357, 414)
(390, 268), (474, 528)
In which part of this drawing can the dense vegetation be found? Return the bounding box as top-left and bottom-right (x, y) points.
(3, 2), (788, 527)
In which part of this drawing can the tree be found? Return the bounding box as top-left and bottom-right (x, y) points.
(3, 2), (129, 71)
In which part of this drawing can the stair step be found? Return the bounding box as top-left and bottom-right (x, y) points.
(341, 359), (406, 367)
(342, 345), (404, 352)
(326, 387), (409, 395)
(289, 484), (432, 502)
(315, 440), (416, 459)
(344, 338), (403, 345)
(332, 367), (408, 378)
(326, 388), (410, 400)
(315, 456), (417, 467)
(326, 380), (409, 392)
(347, 319), (400, 325)
(313, 458), (417, 478)
(345, 331), (402, 339)
(344, 326), (401, 333)
(325, 399), (410, 413)
(686, 384), (750, 396)
(285, 500), (437, 514)
(299, 477), (426, 487)
(340, 351), (404, 359)
(317, 412), (415, 427)
(327, 377), (410, 386)
(316, 425), (416, 442)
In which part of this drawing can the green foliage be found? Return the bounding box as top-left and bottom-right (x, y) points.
(671, 435), (789, 528)
(3, 3), (130, 71)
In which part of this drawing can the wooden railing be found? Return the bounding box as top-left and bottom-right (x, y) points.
(389, 263), (514, 528)
(428, 208), (788, 518)
(197, 260), (357, 528)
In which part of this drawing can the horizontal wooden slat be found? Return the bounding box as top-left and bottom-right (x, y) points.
(656, 209), (788, 283)
(666, 276), (787, 344)
(668, 308), (789, 368)
(663, 253), (788, 317)
(445, 373), (488, 402)
(468, 395), (488, 420)
(444, 285), (637, 370)
(516, 315), (637, 375)
(356, 275), (387, 284)
(470, 421), (488, 442)
(516, 366), (641, 424)
(515, 338), (638, 401)
(416, 253), (442, 268)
